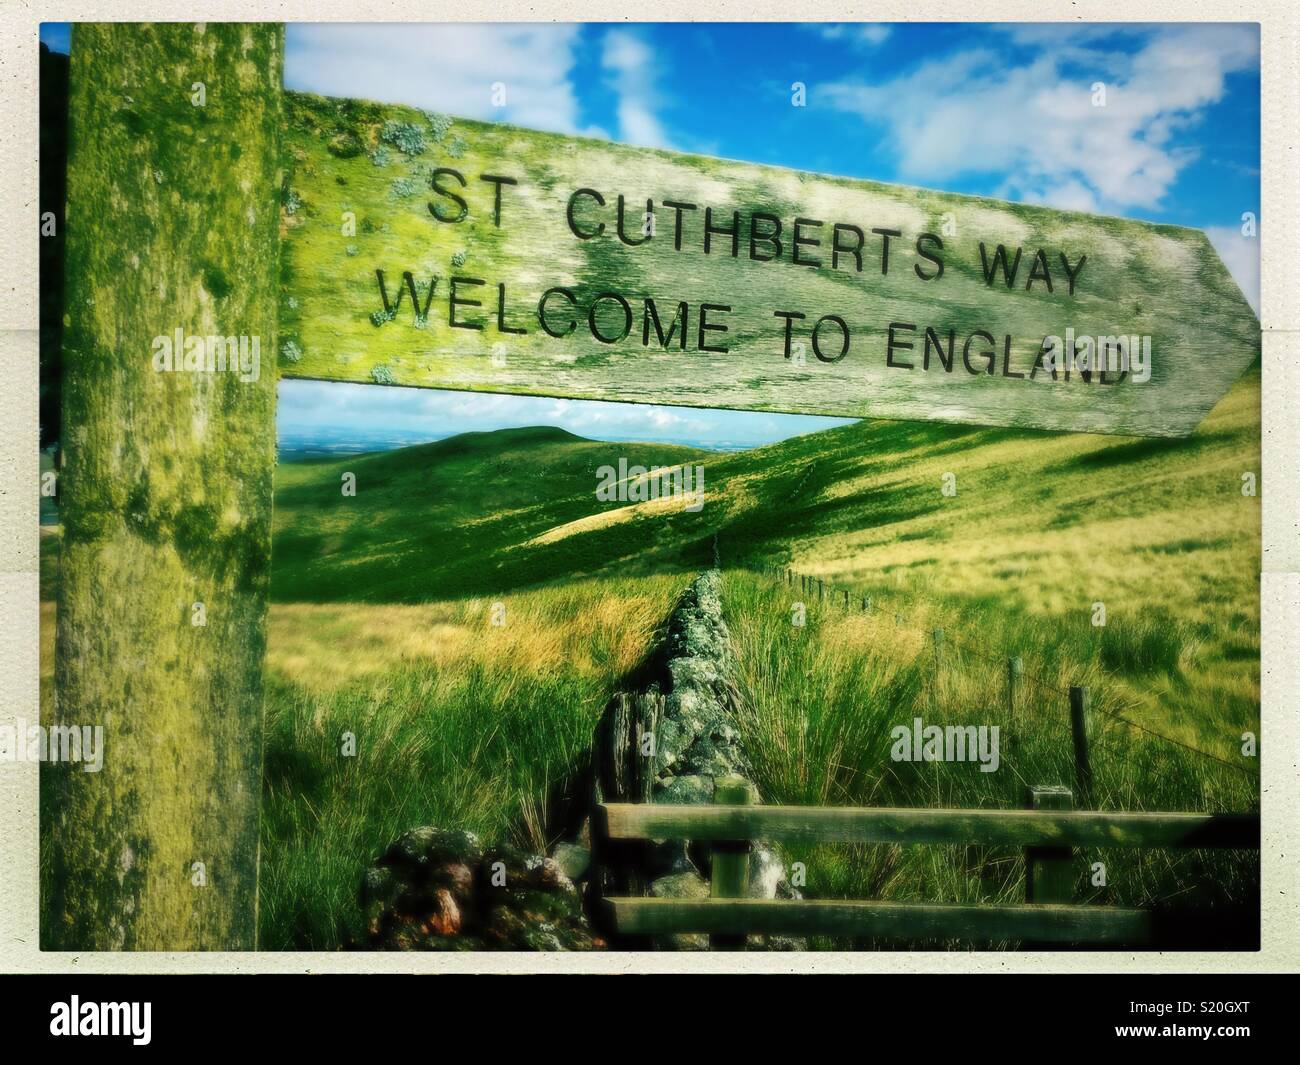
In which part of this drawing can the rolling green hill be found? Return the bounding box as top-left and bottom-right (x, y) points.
(271, 373), (1260, 713)
(275, 373), (1260, 606)
(261, 371), (1259, 947)
(270, 425), (714, 601)
(268, 374), (1260, 765)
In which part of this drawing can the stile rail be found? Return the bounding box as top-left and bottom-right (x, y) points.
(597, 803), (1259, 850)
(604, 897), (1151, 944)
(597, 782), (1259, 948)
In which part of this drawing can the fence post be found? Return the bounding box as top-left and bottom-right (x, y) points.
(1006, 657), (1023, 721)
(862, 596), (870, 612)
(634, 692), (662, 805)
(1069, 686), (1093, 807)
(817, 578), (824, 600)
(843, 589), (850, 608)
(710, 775), (752, 951)
(1025, 785), (1074, 905)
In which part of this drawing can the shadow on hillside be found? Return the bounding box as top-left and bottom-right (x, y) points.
(1046, 430), (1231, 473)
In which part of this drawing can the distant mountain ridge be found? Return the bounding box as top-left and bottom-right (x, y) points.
(271, 371), (1260, 640)
(276, 423), (749, 462)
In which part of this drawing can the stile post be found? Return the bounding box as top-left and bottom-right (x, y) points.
(1069, 686), (1093, 807)
(710, 775), (752, 951)
(1025, 785), (1075, 906)
(634, 692), (661, 805)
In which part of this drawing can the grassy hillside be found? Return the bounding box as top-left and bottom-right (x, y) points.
(269, 371), (1259, 764)
(258, 575), (684, 948)
(259, 371), (1257, 946)
(270, 426), (713, 601)
(723, 570), (1257, 947)
(40, 368), (1259, 948)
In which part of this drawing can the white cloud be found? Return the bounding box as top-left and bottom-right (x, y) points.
(812, 24), (893, 48)
(1204, 225), (1260, 316)
(821, 24), (1258, 214)
(284, 24), (593, 136)
(601, 29), (674, 149)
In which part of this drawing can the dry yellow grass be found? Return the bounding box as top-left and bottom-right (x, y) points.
(266, 577), (678, 694)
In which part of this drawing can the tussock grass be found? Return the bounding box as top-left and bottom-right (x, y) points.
(724, 570), (1258, 948)
(257, 576), (681, 949)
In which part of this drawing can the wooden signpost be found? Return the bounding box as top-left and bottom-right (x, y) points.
(278, 92), (1258, 438)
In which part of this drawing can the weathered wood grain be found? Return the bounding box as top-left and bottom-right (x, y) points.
(279, 93), (1259, 437)
(597, 803), (1260, 849)
(603, 897), (1151, 943)
(48, 23), (282, 950)
(1025, 786), (1075, 906)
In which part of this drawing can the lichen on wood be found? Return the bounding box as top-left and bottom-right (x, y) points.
(44, 22), (284, 951)
(279, 92), (1259, 438)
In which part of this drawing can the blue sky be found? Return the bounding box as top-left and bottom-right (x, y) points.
(42, 21), (1260, 451)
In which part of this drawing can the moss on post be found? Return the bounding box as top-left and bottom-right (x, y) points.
(44, 23), (284, 950)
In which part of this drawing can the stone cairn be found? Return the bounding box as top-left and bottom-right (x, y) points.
(358, 827), (603, 951)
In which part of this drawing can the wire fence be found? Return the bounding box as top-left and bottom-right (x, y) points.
(754, 562), (1257, 787)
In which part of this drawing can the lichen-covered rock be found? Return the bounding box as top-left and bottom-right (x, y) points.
(475, 844), (602, 950)
(359, 829), (604, 951)
(626, 570), (803, 946)
(359, 827), (482, 943)
(648, 871), (712, 951)
(654, 773), (714, 806)
(551, 841), (591, 883)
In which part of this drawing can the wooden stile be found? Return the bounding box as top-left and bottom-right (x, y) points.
(709, 776), (752, 951)
(1025, 786), (1075, 905)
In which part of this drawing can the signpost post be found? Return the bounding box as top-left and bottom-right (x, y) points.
(48, 23), (283, 951)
